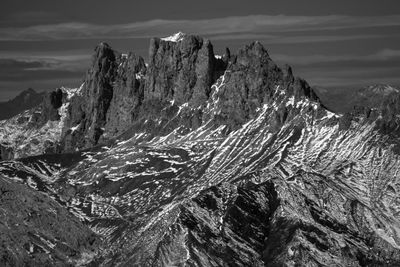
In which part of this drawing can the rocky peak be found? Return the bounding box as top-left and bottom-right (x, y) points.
(206, 41), (320, 128)
(234, 41), (271, 66)
(83, 42), (117, 145)
(60, 42), (118, 150)
(54, 35), (322, 151)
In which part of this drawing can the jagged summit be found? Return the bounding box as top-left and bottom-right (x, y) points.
(1, 33), (323, 156)
(160, 31), (187, 42)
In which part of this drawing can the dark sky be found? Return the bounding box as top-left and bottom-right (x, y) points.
(1, 0), (400, 101)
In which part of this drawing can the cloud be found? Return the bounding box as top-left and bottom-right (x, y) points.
(273, 49), (400, 65)
(0, 51), (91, 73)
(210, 33), (382, 44)
(0, 57), (87, 82)
(0, 15), (399, 41)
(0, 11), (65, 26)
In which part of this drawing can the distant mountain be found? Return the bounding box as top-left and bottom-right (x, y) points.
(1, 34), (400, 266)
(315, 84), (400, 114)
(0, 88), (45, 120)
(0, 87), (79, 160)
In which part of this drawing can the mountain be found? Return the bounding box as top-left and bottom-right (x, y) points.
(315, 84), (400, 114)
(0, 87), (80, 160)
(1, 33), (400, 266)
(0, 88), (45, 120)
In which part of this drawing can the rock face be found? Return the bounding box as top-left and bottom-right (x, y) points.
(205, 42), (314, 128)
(145, 35), (216, 106)
(104, 53), (146, 139)
(171, 181), (279, 267)
(40, 88), (64, 122)
(62, 44), (148, 151)
(62, 43), (117, 149)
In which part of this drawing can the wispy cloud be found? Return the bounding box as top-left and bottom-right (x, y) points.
(0, 15), (399, 41)
(0, 51), (91, 72)
(211, 33), (383, 43)
(302, 68), (400, 88)
(0, 11), (67, 27)
(273, 49), (400, 65)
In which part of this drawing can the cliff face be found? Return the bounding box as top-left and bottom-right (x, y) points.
(203, 41), (320, 130)
(145, 35), (216, 106)
(62, 43), (117, 150)
(103, 53), (146, 139)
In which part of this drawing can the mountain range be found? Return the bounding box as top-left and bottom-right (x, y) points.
(1, 32), (400, 266)
(0, 88), (45, 121)
(315, 84), (400, 114)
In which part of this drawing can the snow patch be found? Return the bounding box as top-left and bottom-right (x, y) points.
(62, 83), (84, 100)
(135, 72), (145, 80)
(161, 32), (186, 42)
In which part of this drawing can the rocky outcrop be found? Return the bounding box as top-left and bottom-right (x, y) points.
(40, 88), (64, 122)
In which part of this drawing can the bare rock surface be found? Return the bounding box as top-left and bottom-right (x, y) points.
(0, 175), (98, 266)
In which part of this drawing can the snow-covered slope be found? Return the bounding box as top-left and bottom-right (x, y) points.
(2, 78), (400, 265)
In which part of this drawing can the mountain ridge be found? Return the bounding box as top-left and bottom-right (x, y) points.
(0, 88), (45, 120)
(1, 33), (322, 159)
